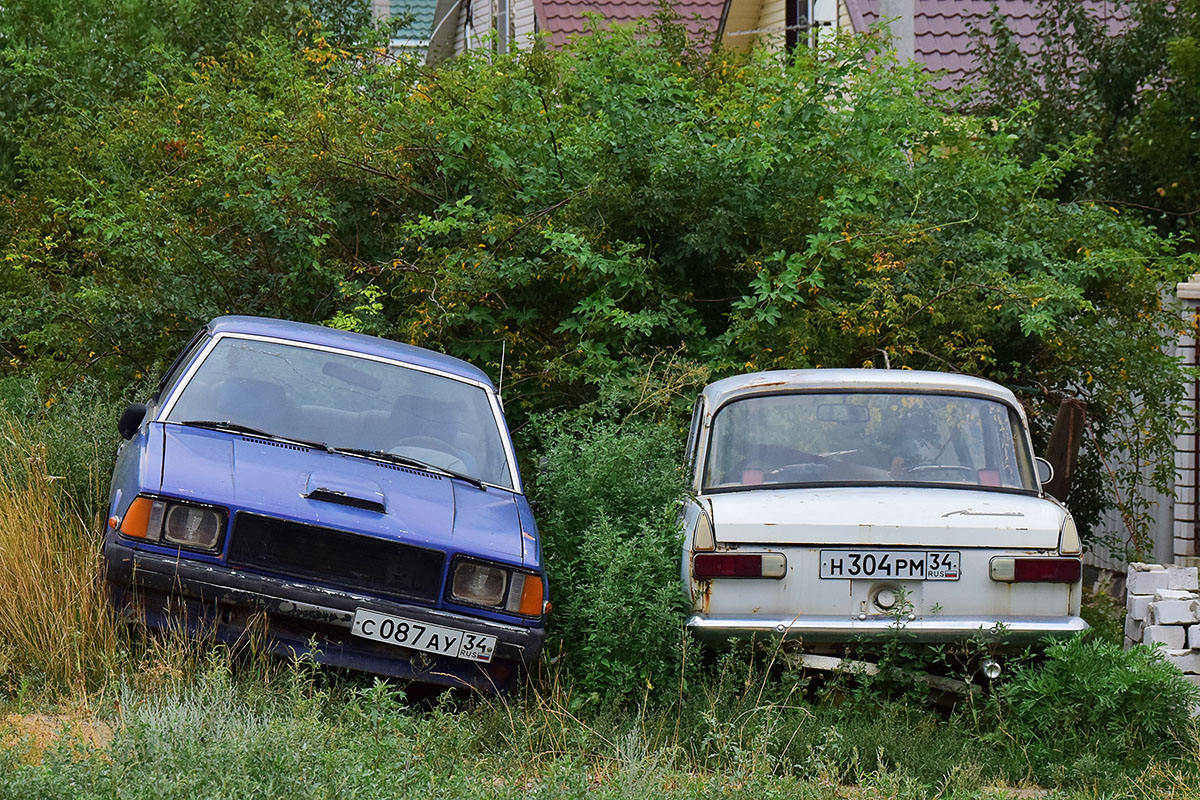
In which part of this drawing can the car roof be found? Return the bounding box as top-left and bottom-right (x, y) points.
(701, 369), (1021, 411)
(206, 316), (495, 388)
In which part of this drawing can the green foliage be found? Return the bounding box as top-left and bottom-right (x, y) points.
(529, 415), (689, 707)
(0, 11), (1192, 547)
(0, 377), (130, 517)
(973, 0), (1200, 237)
(976, 635), (1200, 787)
(0, 0), (375, 188)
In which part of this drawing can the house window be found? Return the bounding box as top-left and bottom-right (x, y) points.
(787, 1), (838, 52)
(785, 0), (808, 52)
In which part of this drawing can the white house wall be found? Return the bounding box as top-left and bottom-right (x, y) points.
(513, 0), (537, 44)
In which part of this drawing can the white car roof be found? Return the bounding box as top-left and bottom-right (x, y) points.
(701, 369), (1021, 411)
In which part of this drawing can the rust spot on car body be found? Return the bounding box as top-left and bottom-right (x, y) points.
(697, 579), (712, 615)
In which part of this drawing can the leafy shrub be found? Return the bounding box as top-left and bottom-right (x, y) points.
(0, 377), (130, 517)
(529, 414), (689, 706)
(976, 634), (1200, 786)
(1, 16), (1192, 550)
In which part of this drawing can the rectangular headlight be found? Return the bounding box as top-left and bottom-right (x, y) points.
(163, 504), (224, 551)
(451, 560), (508, 606)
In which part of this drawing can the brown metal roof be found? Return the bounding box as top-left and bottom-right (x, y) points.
(536, 0), (727, 47)
(843, 0), (1129, 90)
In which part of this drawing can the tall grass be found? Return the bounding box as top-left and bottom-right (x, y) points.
(0, 417), (121, 698)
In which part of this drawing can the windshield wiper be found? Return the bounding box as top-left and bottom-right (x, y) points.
(177, 420), (332, 452)
(330, 447), (486, 490)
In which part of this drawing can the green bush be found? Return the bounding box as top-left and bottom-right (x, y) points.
(529, 414), (689, 707)
(1, 15), (1192, 549)
(0, 376), (130, 517)
(975, 635), (1200, 787)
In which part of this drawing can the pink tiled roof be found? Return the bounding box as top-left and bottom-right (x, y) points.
(843, 0), (1129, 90)
(536, 0), (726, 48)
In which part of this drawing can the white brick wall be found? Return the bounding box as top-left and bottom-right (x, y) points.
(1127, 563), (1200, 707)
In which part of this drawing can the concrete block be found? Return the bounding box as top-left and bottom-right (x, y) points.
(1125, 615), (1144, 643)
(1177, 653), (1200, 675)
(1125, 636), (1138, 650)
(1129, 569), (1174, 595)
(1154, 589), (1199, 601)
(1165, 650), (1200, 674)
(1131, 562), (1168, 572)
(1190, 625), (1200, 649)
(1128, 594), (1153, 621)
(1176, 537), (1197, 558)
(1144, 625), (1187, 649)
(1152, 600), (1200, 625)
(1169, 565), (1200, 591)
(1178, 451), (1195, 471)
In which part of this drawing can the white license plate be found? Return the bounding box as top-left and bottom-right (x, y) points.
(351, 608), (497, 663)
(819, 550), (960, 581)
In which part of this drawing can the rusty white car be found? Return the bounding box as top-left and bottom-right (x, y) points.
(681, 369), (1086, 654)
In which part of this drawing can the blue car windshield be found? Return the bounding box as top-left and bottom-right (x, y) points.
(704, 392), (1037, 493)
(164, 336), (514, 489)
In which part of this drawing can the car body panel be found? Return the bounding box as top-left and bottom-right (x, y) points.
(705, 487), (1061, 549)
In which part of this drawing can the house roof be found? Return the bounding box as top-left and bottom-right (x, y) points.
(536, 0), (727, 48)
(842, 0), (1129, 90)
(389, 0), (439, 45)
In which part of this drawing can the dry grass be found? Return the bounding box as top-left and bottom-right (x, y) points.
(0, 419), (121, 698)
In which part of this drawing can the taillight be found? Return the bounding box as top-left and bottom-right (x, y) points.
(990, 557), (1081, 583)
(693, 552), (786, 579)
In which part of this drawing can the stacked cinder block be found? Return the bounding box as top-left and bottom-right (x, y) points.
(1126, 563), (1200, 685)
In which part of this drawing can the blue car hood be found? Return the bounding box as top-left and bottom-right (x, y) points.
(157, 425), (524, 563)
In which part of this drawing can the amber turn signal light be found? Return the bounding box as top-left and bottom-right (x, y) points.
(517, 574), (545, 617)
(119, 497), (155, 538)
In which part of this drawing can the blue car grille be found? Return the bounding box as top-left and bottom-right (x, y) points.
(228, 513), (445, 604)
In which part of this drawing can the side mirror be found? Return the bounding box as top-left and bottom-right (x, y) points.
(1035, 457), (1054, 487)
(118, 403), (148, 440)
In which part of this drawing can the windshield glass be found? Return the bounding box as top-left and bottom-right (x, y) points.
(704, 392), (1036, 492)
(165, 336), (514, 489)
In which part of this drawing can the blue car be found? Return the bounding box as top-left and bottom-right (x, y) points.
(103, 316), (546, 693)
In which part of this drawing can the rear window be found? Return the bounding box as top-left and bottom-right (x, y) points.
(704, 391), (1037, 493)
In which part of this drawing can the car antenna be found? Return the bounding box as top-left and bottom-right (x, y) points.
(877, 349), (891, 369)
(498, 339), (507, 400)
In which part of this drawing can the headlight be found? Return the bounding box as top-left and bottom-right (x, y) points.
(119, 496), (226, 553)
(449, 558), (544, 617)
(452, 561), (508, 606)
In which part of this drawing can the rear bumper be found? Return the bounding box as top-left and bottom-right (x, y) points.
(686, 613), (1088, 645)
(104, 539), (545, 693)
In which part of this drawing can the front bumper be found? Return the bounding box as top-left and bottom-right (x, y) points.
(686, 613), (1088, 646)
(104, 539), (546, 693)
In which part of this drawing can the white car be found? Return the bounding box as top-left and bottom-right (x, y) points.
(681, 369), (1087, 650)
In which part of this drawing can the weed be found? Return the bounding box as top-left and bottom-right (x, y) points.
(973, 634), (1200, 788)
(0, 415), (121, 699)
(527, 414), (691, 707)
